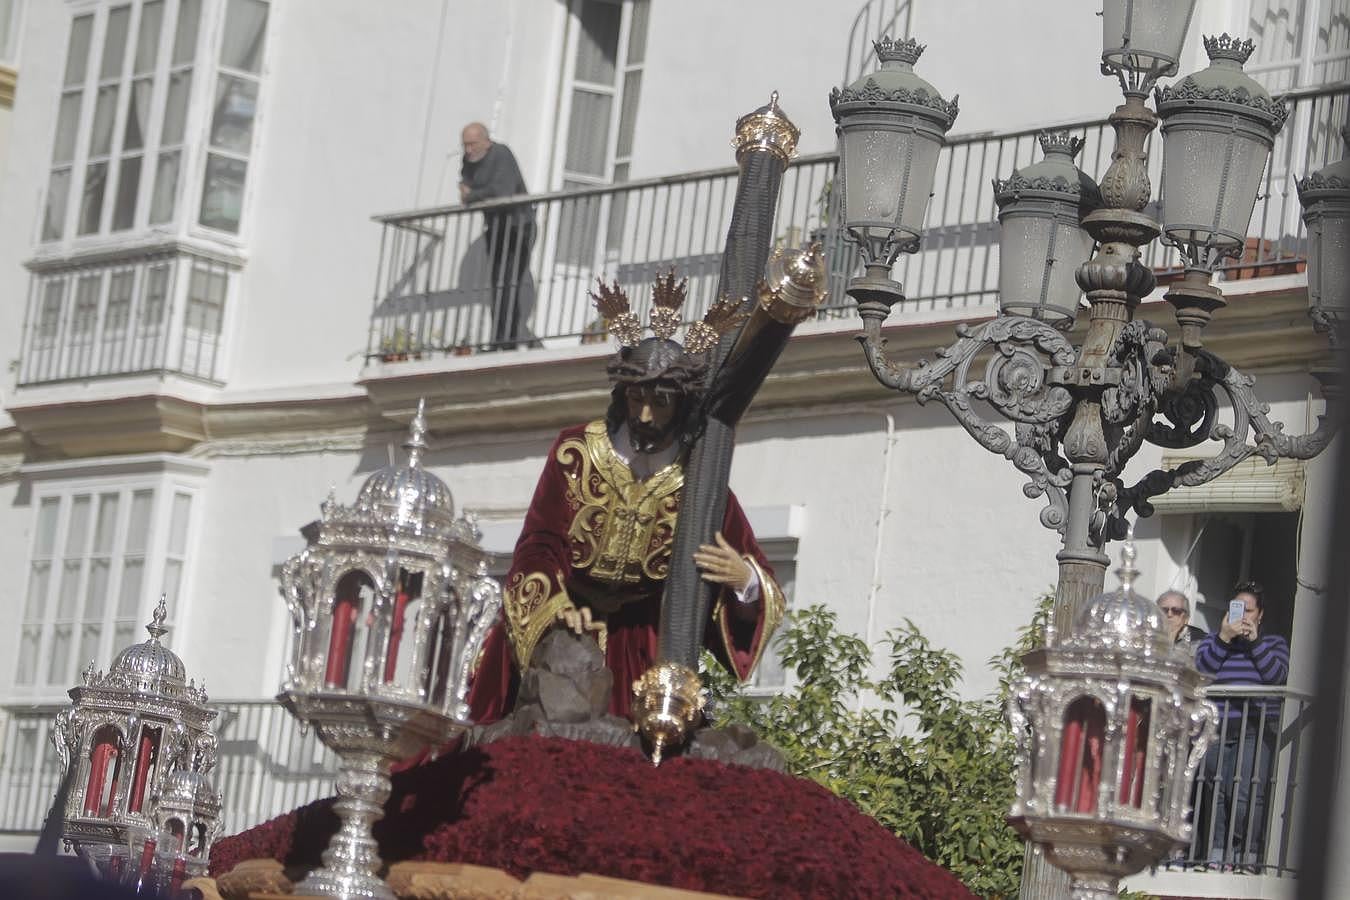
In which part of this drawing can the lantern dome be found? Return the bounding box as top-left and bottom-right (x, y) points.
(1067, 538), (1171, 651)
(354, 403), (455, 533)
(108, 602), (187, 685)
(1155, 34), (1285, 128)
(832, 37), (957, 127)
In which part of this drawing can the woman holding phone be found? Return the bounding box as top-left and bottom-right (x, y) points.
(1193, 581), (1290, 871)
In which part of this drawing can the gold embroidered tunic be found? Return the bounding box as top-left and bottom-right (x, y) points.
(469, 420), (785, 720)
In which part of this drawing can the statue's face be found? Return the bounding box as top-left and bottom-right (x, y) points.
(624, 383), (681, 454)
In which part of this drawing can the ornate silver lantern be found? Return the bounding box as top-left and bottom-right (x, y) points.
(1008, 539), (1218, 899)
(50, 595), (221, 879)
(278, 399), (500, 900)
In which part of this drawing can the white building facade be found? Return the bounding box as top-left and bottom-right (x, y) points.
(0, 1), (1345, 897)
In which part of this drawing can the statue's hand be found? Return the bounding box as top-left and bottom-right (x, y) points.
(693, 531), (752, 592)
(557, 604), (602, 636)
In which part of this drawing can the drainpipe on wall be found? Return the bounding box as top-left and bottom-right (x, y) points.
(860, 412), (897, 711)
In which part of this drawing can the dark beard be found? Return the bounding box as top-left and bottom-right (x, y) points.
(628, 419), (675, 455)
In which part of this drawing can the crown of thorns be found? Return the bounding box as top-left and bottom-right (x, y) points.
(589, 269), (746, 355)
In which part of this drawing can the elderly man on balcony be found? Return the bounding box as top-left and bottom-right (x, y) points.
(459, 122), (536, 350)
(1193, 580), (1290, 871)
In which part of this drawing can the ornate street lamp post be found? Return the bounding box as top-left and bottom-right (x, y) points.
(830, 3), (1339, 895)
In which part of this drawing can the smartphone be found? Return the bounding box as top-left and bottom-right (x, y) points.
(1228, 599), (1245, 624)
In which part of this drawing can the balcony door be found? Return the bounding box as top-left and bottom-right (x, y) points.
(536, 0), (648, 342)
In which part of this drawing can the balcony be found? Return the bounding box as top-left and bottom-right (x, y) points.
(367, 82), (1347, 362)
(15, 244), (239, 386)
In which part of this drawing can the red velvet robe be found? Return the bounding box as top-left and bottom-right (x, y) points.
(468, 420), (785, 721)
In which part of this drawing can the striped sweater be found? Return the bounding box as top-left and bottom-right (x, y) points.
(1194, 631), (1289, 720)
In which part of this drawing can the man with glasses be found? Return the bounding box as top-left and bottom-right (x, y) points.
(1156, 589), (1205, 645)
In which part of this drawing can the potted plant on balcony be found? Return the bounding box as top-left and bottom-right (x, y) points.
(380, 328), (423, 363)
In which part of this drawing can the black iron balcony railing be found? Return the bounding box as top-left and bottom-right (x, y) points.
(16, 247), (238, 387)
(367, 82), (1347, 362)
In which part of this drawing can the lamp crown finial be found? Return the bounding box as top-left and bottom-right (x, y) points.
(873, 35), (925, 67)
(1203, 33), (1256, 65)
(147, 594), (169, 642)
(1038, 130), (1084, 160)
(404, 398), (428, 468)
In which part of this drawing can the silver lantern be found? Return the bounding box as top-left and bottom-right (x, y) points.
(277, 398), (500, 900)
(1008, 539), (1218, 899)
(50, 595), (221, 881)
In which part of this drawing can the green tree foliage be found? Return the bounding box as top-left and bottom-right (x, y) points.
(702, 596), (1053, 898)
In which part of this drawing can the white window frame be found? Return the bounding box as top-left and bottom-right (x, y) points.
(543, 0), (649, 276)
(7, 455), (208, 704)
(37, 0), (271, 252)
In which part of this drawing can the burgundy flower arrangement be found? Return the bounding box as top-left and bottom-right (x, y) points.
(211, 736), (975, 899)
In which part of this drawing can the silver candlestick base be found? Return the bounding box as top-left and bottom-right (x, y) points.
(279, 690), (463, 900)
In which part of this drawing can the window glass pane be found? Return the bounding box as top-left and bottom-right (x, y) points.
(565, 90), (612, 176)
(124, 78), (152, 151)
(101, 6), (132, 80)
(113, 155), (142, 231)
(162, 559), (183, 601)
(15, 627), (40, 685)
(65, 15), (94, 87)
(142, 265), (170, 326)
(118, 560), (144, 617)
(616, 69), (641, 159)
(210, 75), (258, 152)
(54, 93), (82, 163)
(73, 275), (101, 334)
(35, 497), (61, 557)
(172, 0), (201, 64)
(85, 561), (110, 620)
(107, 272), (134, 331)
(150, 151), (181, 224)
(38, 280), (66, 340)
(48, 626), (72, 683)
(113, 621), (137, 650)
(186, 269), (225, 332)
(167, 493), (192, 555)
(78, 161), (108, 235)
(162, 71), (192, 145)
(627, 0), (649, 65)
(94, 494), (121, 554)
(77, 623), (103, 673)
(90, 85), (119, 156)
(65, 495), (92, 557)
(0, 0), (19, 64)
(126, 490), (154, 553)
(24, 563), (51, 620)
(220, 0), (269, 73)
(574, 0), (620, 84)
(57, 562), (82, 618)
(134, 0), (164, 74)
(199, 154), (247, 232)
(43, 170), (72, 241)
